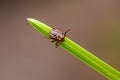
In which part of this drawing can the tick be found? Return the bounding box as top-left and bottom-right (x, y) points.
(49, 27), (70, 48)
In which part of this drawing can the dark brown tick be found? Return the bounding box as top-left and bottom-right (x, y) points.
(49, 27), (70, 48)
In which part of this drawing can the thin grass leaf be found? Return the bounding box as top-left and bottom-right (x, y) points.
(27, 18), (120, 80)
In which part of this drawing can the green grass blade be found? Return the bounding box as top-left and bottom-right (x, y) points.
(27, 18), (120, 80)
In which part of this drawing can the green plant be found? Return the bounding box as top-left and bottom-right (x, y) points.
(27, 18), (120, 80)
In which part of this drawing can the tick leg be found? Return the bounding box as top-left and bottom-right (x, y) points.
(50, 37), (54, 39)
(64, 29), (70, 36)
(50, 37), (57, 41)
(51, 40), (55, 42)
(55, 41), (60, 48)
(51, 39), (58, 42)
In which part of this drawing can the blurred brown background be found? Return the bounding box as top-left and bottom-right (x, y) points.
(0, 0), (120, 80)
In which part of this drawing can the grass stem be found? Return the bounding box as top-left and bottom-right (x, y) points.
(27, 18), (120, 80)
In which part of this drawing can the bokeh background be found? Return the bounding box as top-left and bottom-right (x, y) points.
(0, 0), (120, 80)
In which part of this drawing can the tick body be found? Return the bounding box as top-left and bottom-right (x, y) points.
(49, 27), (70, 48)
